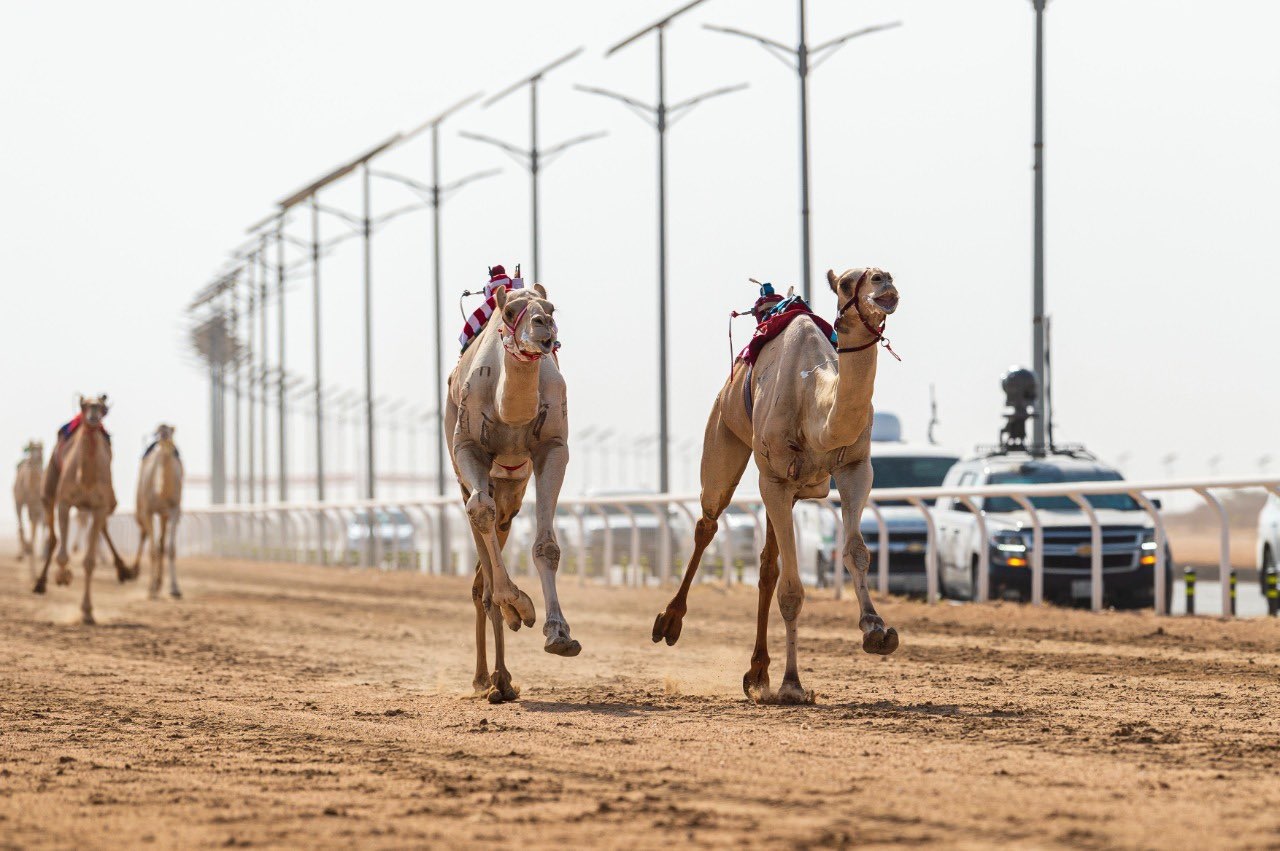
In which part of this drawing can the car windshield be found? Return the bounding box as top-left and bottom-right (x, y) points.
(872, 456), (958, 505)
(984, 468), (1140, 512)
(352, 510), (409, 525)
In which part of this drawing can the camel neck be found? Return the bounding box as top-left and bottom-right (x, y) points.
(496, 353), (541, 426)
(817, 343), (879, 451)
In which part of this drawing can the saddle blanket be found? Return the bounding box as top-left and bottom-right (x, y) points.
(737, 298), (834, 365)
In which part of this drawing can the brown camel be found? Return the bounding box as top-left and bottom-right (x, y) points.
(653, 268), (902, 704)
(446, 282), (577, 704)
(132, 424), (184, 599)
(34, 395), (136, 623)
(13, 441), (44, 573)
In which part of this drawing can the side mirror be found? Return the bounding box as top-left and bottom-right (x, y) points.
(1150, 497), (1163, 511)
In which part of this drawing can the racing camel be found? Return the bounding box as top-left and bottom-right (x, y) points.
(34, 395), (136, 623)
(653, 268), (902, 704)
(13, 441), (44, 576)
(447, 269), (577, 704)
(132, 424), (184, 599)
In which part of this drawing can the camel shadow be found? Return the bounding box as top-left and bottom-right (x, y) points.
(520, 699), (679, 718)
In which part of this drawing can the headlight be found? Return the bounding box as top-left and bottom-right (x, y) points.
(1141, 531), (1158, 551)
(992, 530), (1027, 553)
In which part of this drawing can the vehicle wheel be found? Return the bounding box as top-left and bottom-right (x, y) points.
(970, 556), (980, 602)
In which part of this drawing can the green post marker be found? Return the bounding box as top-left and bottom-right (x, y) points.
(1266, 570), (1279, 617)
(1184, 566), (1196, 616)
(1229, 569), (1237, 618)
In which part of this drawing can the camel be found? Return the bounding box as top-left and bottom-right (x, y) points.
(446, 281), (578, 704)
(13, 441), (44, 574)
(132, 424), (184, 599)
(652, 268), (902, 704)
(34, 395), (136, 623)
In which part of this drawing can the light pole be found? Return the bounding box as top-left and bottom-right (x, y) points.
(370, 94), (496, 563)
(705, 6), (901, 302)
(462, 48), (604, 282)
(1030, 0), (1048, 451)
(581, 0), (746, 495)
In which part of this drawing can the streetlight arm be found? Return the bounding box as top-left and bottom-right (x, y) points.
(809, 21), (903, 71)
(667, 82), (750, 116)
(458, 130), (531, 164)
(371, 201), (428, 230)
(703, 23), (797, 70)
(441, 167), (502, 195)
(575, 84), (656, 116)
(312, 202), (365, 230)
(368, 168), (435, 196)
(541, 130), (607, 165)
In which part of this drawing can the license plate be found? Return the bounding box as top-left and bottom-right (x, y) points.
(1071, 579), (1092, 598)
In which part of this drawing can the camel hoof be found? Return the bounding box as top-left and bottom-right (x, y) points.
(170, 590), (183, 600)
(472, 674), (492, 694)
(862, 626), (899, 656)
(32, 580), (46, 595)
(81, 612), (96, 626)
(485, 676), (520, 704)
(743, 669), (771, 703)
(55, 569), (73, 587)
(773, 680), (815, 706)
(651, 608), (685, 646)
(544, 636), (581, 657)
(498, 589), (536, 631)
(115, 560), (137, 583)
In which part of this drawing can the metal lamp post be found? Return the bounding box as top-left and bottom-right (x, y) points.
(581, 0), (746, 494)
(461, 48), (605, 283)
(705, 5), (901, 302)
(1030, 0), (1048, 451)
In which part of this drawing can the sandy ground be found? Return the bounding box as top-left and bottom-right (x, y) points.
(3, 553), (1280, 850)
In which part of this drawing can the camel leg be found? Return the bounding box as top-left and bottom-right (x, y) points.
(453, 443), (534, 630)
(16, 505), (29, 558)
(531, 441), (579, 657)
(53, 503), (73, 587)
(743, 518), (780, 701)
(653, 401), (752, 645)
(151, 512), (167, 599)
(167, 510), (182, 598)
(759, 477), (813, 704)
(132, 514), (149, 576)
(470, 567), (489, 692)
(79, 509), (109, 625)
(487, 519), (521, 702)
(834, 461), (898, 655)
(99, 525), (131, 581)
(34, 502), (57, 594)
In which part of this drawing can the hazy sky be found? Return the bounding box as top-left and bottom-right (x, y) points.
(3, 0), (1279, 522)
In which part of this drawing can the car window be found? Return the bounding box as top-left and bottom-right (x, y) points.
(984, 467), (1139, 512)
(872, 456), (958, 506)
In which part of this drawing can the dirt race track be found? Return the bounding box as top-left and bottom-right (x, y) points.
(3, 554), (1280, 850)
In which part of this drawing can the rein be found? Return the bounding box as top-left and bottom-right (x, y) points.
(835, 270), (901, 362)
(501, 303), (542, 363)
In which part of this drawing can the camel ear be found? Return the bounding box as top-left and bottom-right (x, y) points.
(826, 269), (839, 293)
(494, 285), (508, 311)
(78, 395), (87, 407)
(533, 283), (547, 299)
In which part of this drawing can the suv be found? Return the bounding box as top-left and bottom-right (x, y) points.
(933, 451), (1171, 609)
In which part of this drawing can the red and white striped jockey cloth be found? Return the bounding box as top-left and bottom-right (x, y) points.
(459, 265), (524, 350)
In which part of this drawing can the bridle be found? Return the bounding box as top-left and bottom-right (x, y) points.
(501, 300), (553, 363)
(835, 269), (901, 361)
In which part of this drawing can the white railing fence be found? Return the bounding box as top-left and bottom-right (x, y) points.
(108, 477), (1280, 618)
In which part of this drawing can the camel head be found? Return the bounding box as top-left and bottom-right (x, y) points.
(494, 284), (558, 359)
(156, 424), (176, 443)
(828, 267), (898, 336)
(78, 394), (109, 428)
(23, 440), (43, 461)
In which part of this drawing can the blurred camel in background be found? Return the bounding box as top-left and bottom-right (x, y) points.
(132, 424), (184, 598)
(13, 440), (44, 578)
(34, 395), (136, 623)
